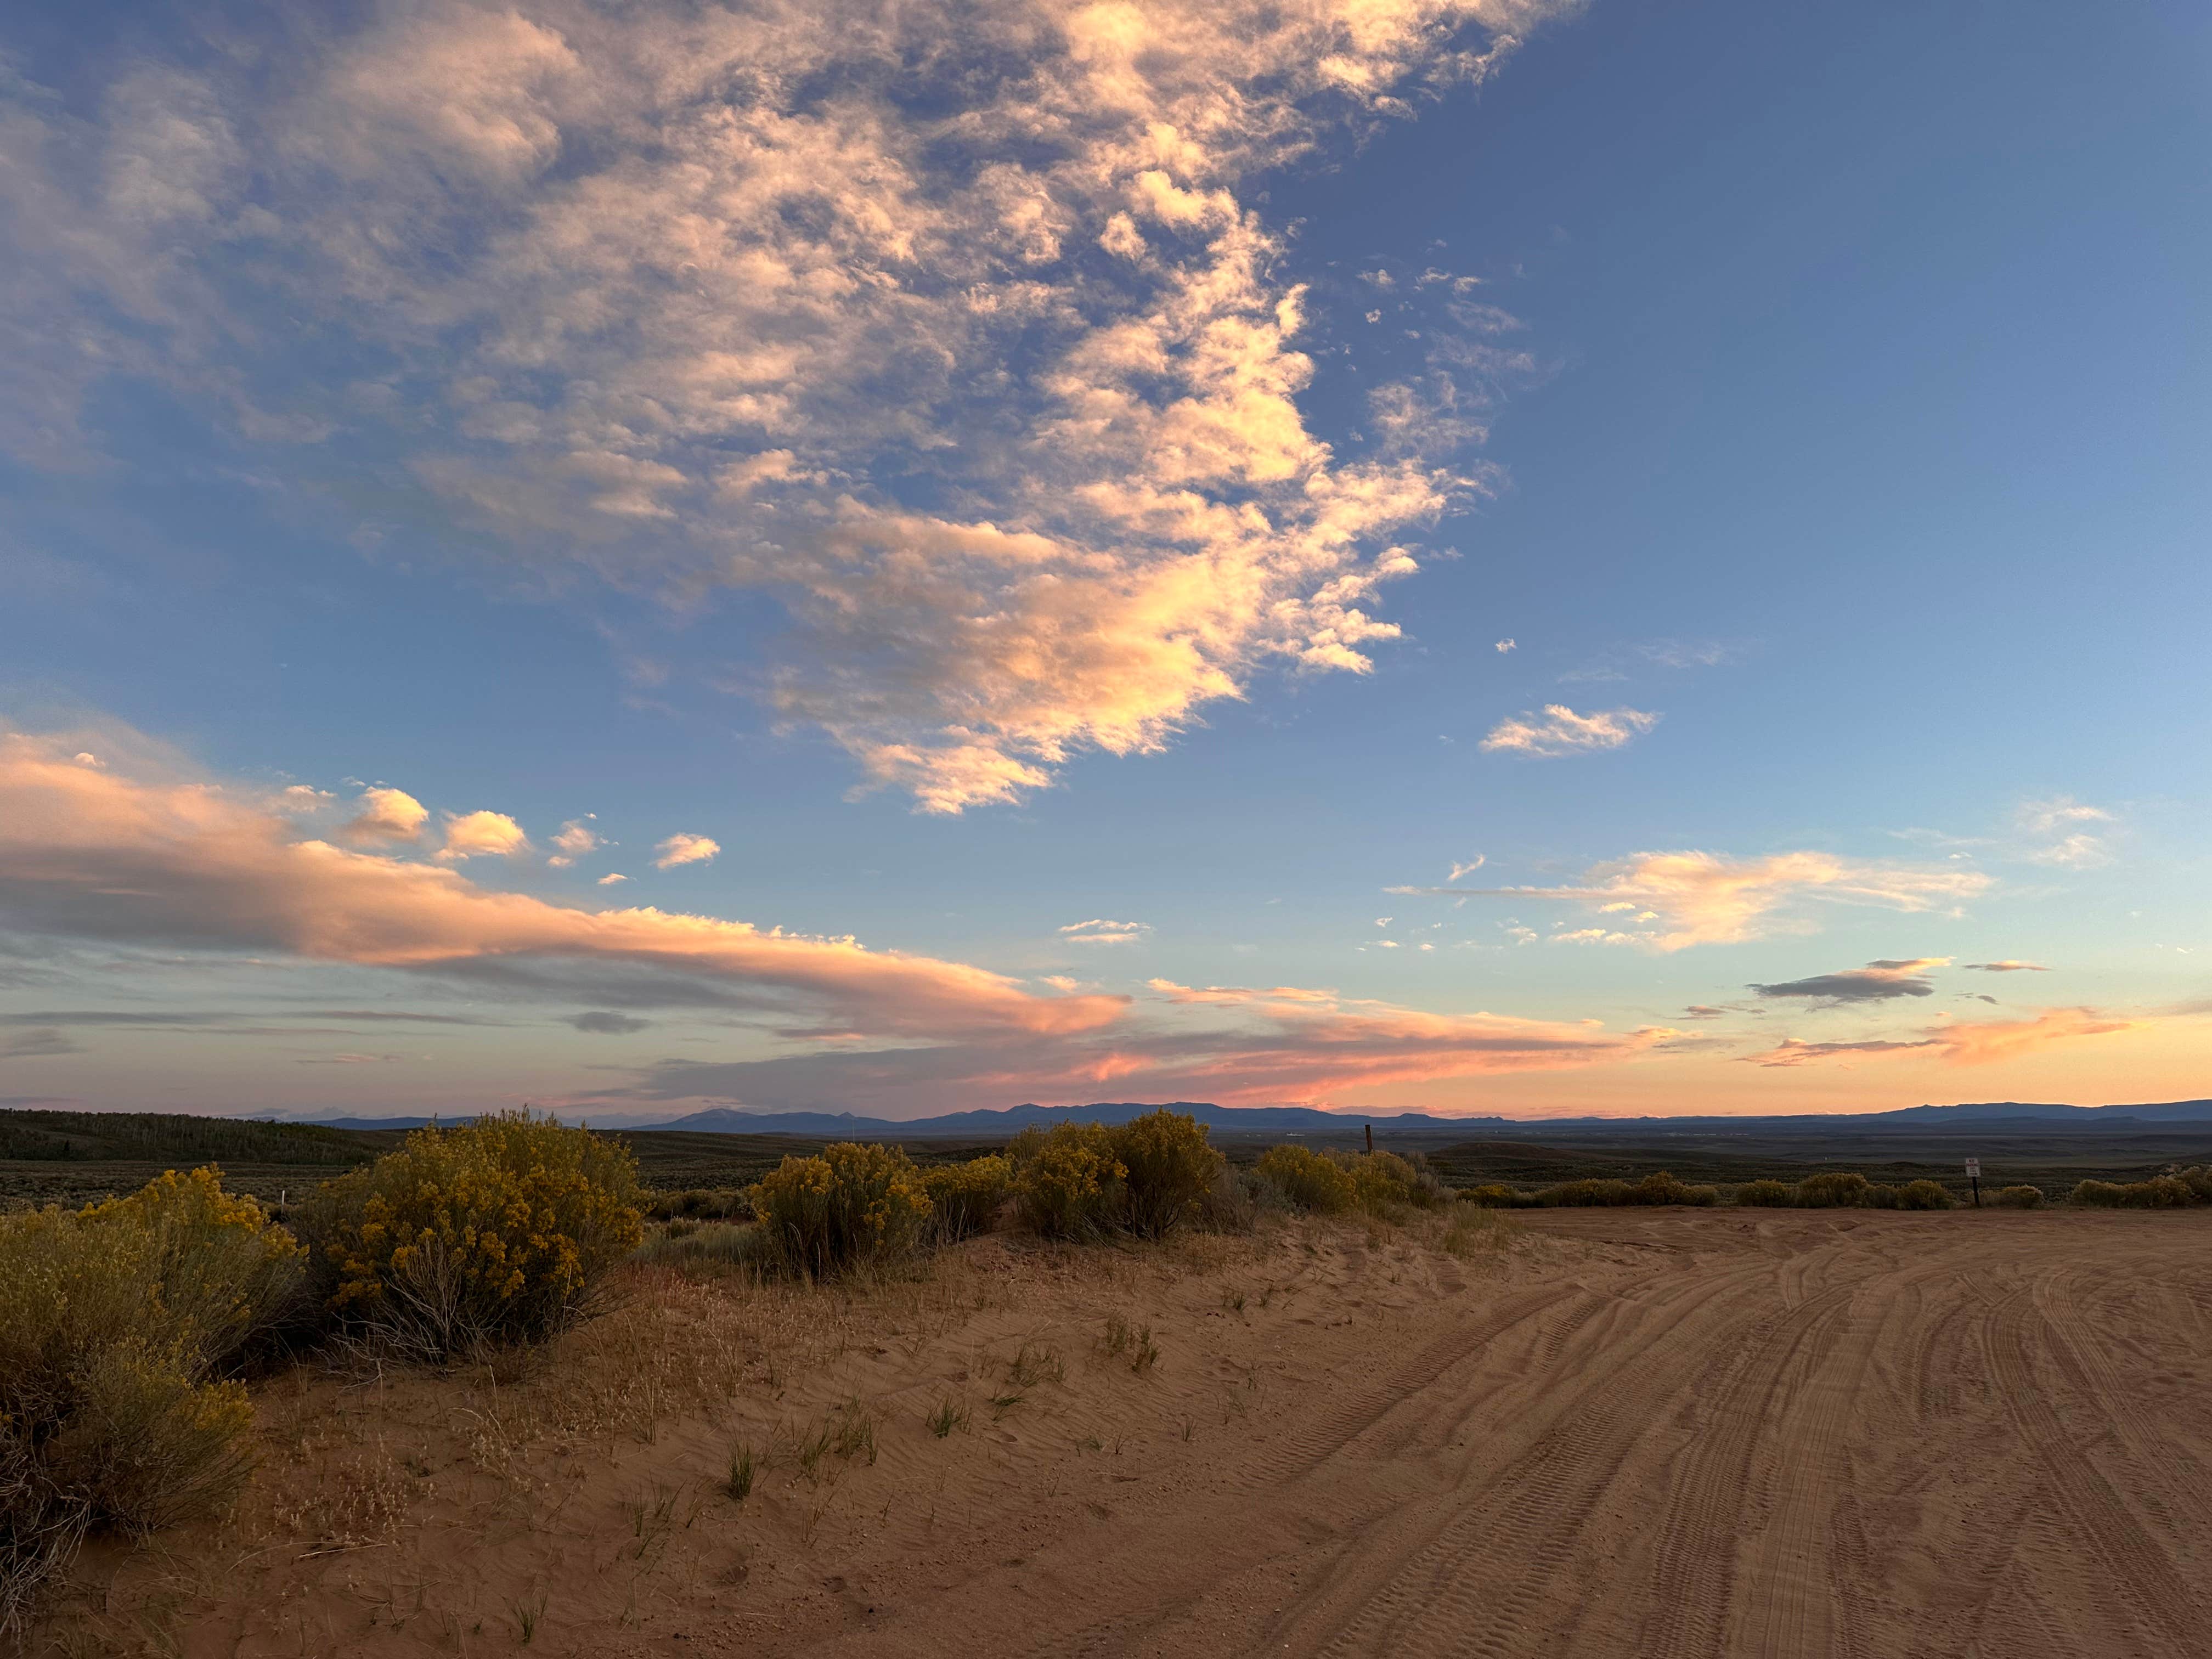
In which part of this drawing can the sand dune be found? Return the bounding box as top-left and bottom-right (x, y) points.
(47, 1208), (2212, 1656)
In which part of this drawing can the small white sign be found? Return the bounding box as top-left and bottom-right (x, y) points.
(1965, 1158), (1982, 1178)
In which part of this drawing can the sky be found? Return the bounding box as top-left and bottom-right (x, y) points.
(1, 0), (2207, 1123)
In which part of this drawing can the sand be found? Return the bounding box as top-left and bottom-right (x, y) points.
(43, 1207), (2212, 1656)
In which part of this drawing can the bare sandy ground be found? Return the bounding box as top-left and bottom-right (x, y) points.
(44, 1208), (2212, 1657)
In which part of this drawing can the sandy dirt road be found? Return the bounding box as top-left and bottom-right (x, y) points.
(799, 1210), (2212, 1659)
(82, 1209), (2212, 1658)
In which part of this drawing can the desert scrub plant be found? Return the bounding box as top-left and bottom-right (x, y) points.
(0, 1168), (301, 1634)
(1113, 1111), (1226, 1237)
(749, 1142), (932, 1277)
(725, 1441), (758, 1500)
(1329, 1149), (1450, 1214)
(1460, 1182), (1525, 1208)
(634, 1221), (768, 1273)
(1252, 1145), (1357, 1214)
(926, 1397), (970, 1438)
(1733, 1180), (1796, 1207)
(1535, 1178), (1635, 1207)
(923, 1155), (1012, 1243)
(1898, 1180), (1954, 1210)
(1437, 1204), (1515, 1260)
(1011, 1123), (1128, 1239)
(1631, 1172), (1719, 1206)
(1794, 1171), (1874, 1207)
(301, 1111), (642, 1360)
(1994, 1184), (2045, 1209)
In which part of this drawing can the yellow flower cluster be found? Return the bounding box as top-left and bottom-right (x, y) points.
(307, 1113), (642, 1355)
(749, 1142), (932, 1276)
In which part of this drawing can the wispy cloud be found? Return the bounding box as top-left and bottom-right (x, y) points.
(1963, 960), (2051, 972)
(4, 0), (1581, 812)
(2016, 797), (2115, 868)
(1480, 704), (1660, 757)
(1392, 850), (1991, 951)
(1059, 918), (1152, 946)
(1747, 1007), (2147, 1068)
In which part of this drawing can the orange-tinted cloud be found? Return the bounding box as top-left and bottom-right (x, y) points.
(1400, 849), (1993, 951)
(1480, 704), (1659, 757)
(0, 729), (1120, 1040)
(1748, 1007), (2147, 1068)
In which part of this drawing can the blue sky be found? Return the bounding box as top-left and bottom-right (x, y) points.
(2, 0), (2205, 1120)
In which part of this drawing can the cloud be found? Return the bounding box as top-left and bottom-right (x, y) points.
(1393, 850), (1991, 951)
(611, 980), (1673, 1115)
(4, 0), (1581, 814)
(1059, 918), (1152, 946)
(1480, 705), (1660, 757)
(567, 1011), (652, 1035)
(0, 725), (1123, 1041)
(1683, 1005), (1733, 1020)
(1447, 856), (1485, 881)
(341, 787), (428, 845)
(597, 873), (629, 885)
(2016, 797), (2115, 868)
(549, 819), (600, 867)
(1, 1026), (82, 1060)
(1493, 639), (1515, 653)
(1747, 1007), (2148, 1068)
(1964, 960), (2051, 972)
(1750, 958), (1950, 1003)
(437, 810), (530, 861)
(653, 833), (719, 870)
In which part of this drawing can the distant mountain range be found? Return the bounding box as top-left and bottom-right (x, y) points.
(272, 1097), (2212, 1137)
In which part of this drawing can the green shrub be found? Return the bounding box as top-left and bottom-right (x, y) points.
(1114, 1111), (1227, 1237)
(1536, 1178), (1635, 1207)
(750, 1142), (932, 1276)
(1633, 1171), (1719, 1206)
(303, 1112), (642, 1357)
(1, 1169), (298, 1633)
(1327, 1149), (1443, 1214)
(2077, 1175), (2197, 1209)
(1009, 1124), (1127, 1239)
(1734, 1180), (1795, 1207)
(1461, 1182), (1523, 1208)
(1863, 1183), (1903, 1209)
(2178, 1165), (2212, 1201)
(1898, 1179), (1954, 1210)
(923, 1155), (1012, 1242)
(645, 1188), (749, 1222)
(1795, 1171), (1873, 1207)
(1252, 1145), (1356, 1214)
(1994, 1184), (2044, 1209)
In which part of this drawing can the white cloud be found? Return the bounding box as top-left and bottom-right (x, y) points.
(1480, 704), (1660, 757)
(1493, 638), (1514, 653)
(3, 0), (1581, 814)
(596, 872), (629, 885)
(1447, 856), (1485, 881)
(653, 833), (719, 870)
(2015, 797), (2115, 868)
(1059, 918), (1151, 946)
